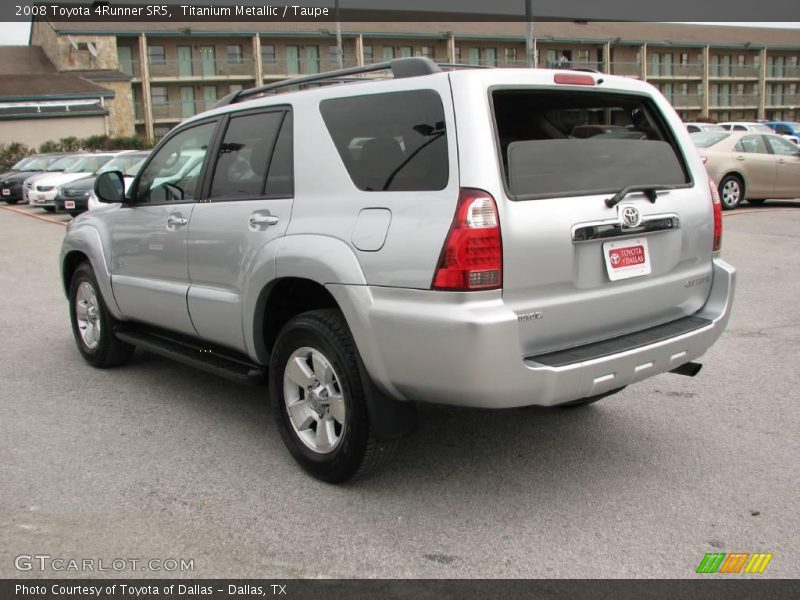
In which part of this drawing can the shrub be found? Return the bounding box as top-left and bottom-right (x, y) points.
(37, 135), (153, 154)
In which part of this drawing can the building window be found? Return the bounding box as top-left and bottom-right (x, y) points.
(363, 45), (373, 64)
(454, 47), (461, 63)
(680, 52), (689, 66)
(327, 45), (340, 67)
(577, 49), (590, 65)
(382, 46), (395, 60)
(504, 48), (517, 64)
(484, 48), (497, 67)
(226, 45), (243, 64)
(469, 47), (481, 65)
(150, 86), (168, 105)
(261, 44), (276, 63)
(399, 46), (413, 58)
(148, 45), (166, 65)
(421, 46), (434, 59)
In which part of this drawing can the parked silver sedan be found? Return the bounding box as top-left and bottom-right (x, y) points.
(691, 131), (800, 209)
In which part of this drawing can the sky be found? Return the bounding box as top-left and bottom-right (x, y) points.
(0, 21), (798, 45)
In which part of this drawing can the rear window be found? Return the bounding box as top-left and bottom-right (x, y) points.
(691, 132), (730, 148)
(492, 90), (690, 199)
(320, 90), (448, 191)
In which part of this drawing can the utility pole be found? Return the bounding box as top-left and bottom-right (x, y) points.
(335, 0), (343, 69)
(525, 0), (534, 67)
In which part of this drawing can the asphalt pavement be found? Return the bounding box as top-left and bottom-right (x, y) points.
(1, 202), (798, 578)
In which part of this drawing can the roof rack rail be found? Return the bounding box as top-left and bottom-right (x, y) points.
(215, 57), (442, 108)
(437, 62), (495, 70)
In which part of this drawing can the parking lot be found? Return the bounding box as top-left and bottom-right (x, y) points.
(1, 201), (798, 579)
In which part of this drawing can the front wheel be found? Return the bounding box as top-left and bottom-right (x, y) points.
(5, 199), (19, 205)
(68, 263), (134, 368)
(718, 175), (744, 210)
(43, 206), (56, 213)
(270, 309), (395, 483)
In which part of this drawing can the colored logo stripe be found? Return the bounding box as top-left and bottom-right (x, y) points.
(697, 553), (726, 573)
(696, 552), (773, 574)
(744, 553), (773, 574)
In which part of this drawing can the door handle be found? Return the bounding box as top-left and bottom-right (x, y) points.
(249, 214), (279, 227)
(167, 215), (188, 228)
(777, 159), (786, 164)
(735, 155), (745, 161)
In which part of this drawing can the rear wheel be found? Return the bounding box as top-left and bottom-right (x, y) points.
(5, 199), (19, 205)
(718, 175), (744, 210)
(69, 263), (134, 368)
(270, 309), (396, 483)
(43, 206), (56, 213)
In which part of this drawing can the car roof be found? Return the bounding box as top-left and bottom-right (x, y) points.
(182, 66), (657, 128)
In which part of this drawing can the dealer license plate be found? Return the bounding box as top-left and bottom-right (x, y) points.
(603, 238), (651, 281)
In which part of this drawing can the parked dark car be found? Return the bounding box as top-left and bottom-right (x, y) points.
(0, 154), (68, 204)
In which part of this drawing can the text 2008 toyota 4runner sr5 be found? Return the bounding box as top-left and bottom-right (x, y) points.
(61, 58), (735, 482)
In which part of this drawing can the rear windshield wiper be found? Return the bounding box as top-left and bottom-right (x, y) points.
(605, 185), (676, 208)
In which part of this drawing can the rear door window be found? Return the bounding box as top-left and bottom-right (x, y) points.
(492, 89), (690, 199)
(209, 110), (285, 199)
(734, 135), (768, 154)
(319, 90), (448, 191)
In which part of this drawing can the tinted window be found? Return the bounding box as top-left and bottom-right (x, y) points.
(135, 121), (216, 203)
(732, 125), (748, 131)
(65, 155), (113, 174)
(493, 90), (689, 198)
(767, 135), (800, 155)
(265, 112), (293, 197)
(734, 135), (768, 154)
(210, 111), (284, 199)
(320, 90), (448, 191)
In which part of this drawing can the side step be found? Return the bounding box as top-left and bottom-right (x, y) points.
(114, 326), (266, 385)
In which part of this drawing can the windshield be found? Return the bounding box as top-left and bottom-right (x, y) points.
(690, 132), (730, 148)
(65, 155), (114, 174)
(22, 156), (56, 170)
(12, 156), (36, 170)
(46, 156), (82, 171)
(97, 154), (148, 175)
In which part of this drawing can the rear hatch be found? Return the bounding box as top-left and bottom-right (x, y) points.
(454, 72), (715, 357)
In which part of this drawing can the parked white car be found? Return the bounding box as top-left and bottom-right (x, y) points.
(684, 122), (726, 133)
(716, 121), (800, 143)
(29, 152), (132, 211)
(22, 154), (83, 204)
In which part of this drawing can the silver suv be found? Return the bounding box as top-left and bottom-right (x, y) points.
(61, 58), (735, 482)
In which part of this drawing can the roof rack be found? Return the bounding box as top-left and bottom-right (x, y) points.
(215, 57), (442, 108)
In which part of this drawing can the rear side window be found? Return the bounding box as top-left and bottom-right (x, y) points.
(209, 111), (284, 199)
(734, 135), (768, 154)
(320, 90), (448, 191)
(492, 90), (690, 199)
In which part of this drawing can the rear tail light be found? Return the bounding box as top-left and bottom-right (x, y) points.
(709, 178), (722, 252)
(432, 188), (502, 291)
(700, 155), (708, 164)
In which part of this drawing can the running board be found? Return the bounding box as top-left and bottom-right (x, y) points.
(114, 326), (266, 385)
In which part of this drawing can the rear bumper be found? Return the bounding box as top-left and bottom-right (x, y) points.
(335, 257), (735, 408)
(0, 186), (22, 201)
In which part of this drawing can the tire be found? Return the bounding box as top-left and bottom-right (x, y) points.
(718, 175), (744, 210)
(747, 199), (766, 205)
(68, 262), (134, 368)
(43, 206), (56, 213)
(557, 386), (626, 408)
(5, 199), (19, 205)
(270, 309), (396, 483)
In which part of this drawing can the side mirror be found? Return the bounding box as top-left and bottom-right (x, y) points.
(94, 170), (125, 203)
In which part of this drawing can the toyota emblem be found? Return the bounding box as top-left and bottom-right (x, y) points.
(620, 206), (642, 229)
